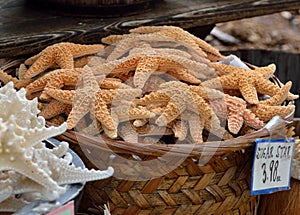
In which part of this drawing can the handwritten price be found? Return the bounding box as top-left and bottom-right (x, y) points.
(261, 160), (281, 183)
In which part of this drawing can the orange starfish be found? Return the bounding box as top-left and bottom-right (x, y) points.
(210, 94), (264, 134)
(24, 42), (104, 79)
(93, 52), (213, 88)
(102, 25), (225, 62)
(202, 64), (298, 104)
(249, 81), (296, 122)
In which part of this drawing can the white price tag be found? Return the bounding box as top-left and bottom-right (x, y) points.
(251, 138), (294, 195)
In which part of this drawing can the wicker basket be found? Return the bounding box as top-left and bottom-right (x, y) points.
(0, 57), (295, 215)
(57, 113), (294, 215)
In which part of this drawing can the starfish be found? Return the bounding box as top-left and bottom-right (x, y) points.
(129, 26), (226, 61)
(102, 25), (225, 62)
(93, 50), (214, 88)
(202, 64), (298, 104)
(0, 68), (32, 89)
(210, 94), (264, 134)
(249, 81), (296, 122)
(24, 42), (104, 79)
(39, 99), (72, 119)
(43, 73), (143, 137)
(25, 68), (83, 99)
(139, 81), (228, 139)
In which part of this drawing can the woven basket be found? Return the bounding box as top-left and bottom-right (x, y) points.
(0, 58), (295, 215)
(56, 110), (294, 215)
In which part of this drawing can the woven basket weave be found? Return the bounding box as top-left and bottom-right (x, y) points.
(0, 59), (295, 215)
(58, 113), (294, 215)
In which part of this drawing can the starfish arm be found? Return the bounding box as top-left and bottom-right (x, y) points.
(238, 74), (259, 104)
(227, 108), (244, 134)
(94, 95), (116, 130)
(24, 47), (57, 79)
(25, 52), (42, 65)
(156, 100), (181, 126)
(23, 124), (67, 148)
(255, 77), (282, 97)
(163, 54), (214, 77)
(39, 99), (68, 119)
(66, 94), (92, 129)
(0, 158), (64, 193)
(26, 73), (53, 95)
(52, 159), (114, 185)
(118, 122), (139, 143)
(102, 125), (118, 139)
(17, 64), (28, 80)
(210, 99), (228, 119)
(253, 64), (276, 79)
(111, 105), (155, 123)
(0, 69), (31, 89)
(171, 120), (188, 141)
(167, 68), (201, 84)
(101, 34), (125, 45)
(110, 88), (142, 105)
(250, 104), (295, 122)
(183, 111), (204, 143)
(134, 57), (159, 88)
(133, 118), (148, 127)
(82, 119), (103, 135)
(45, 69), (82, 89)
(54, 47), (74, 71)
(100, 78), (132, 89)
(137, 91), (170, 105)
(243, 109), (264, 129)
(68, 43), (104, 58)
(260, 81), (292, 106)
(189, 85), (224, 99)
(44, 88), (75, 105)
(50, 141), (69, 158)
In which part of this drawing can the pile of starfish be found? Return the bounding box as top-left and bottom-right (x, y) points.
(0, 25), (298, 144)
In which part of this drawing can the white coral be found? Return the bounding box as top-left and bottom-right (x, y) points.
(0, 82), (114, 212)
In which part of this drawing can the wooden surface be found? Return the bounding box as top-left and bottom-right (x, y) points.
(1, 0), (300, 58)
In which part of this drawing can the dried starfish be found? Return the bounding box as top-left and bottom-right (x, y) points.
(0, 68), (32, 89)
(111, 105), (155, 125)
(210, 94), (264, 134)
(103, 26), (225, 61)
(249, 81), (296, 122)
(24, 42), (104, 79)
(202, 64), (298, 104)
(93, 51), (213, 88)
(39, 99), (72, 119)
(130, 26), (226, 61)
(142, 81), (228, 139)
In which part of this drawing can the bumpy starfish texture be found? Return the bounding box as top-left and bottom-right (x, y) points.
(93, 49), (213, 88)
(210, 94), (264, 134)
(102, 26), (225, 61)
(202, 64), (298, 104)
(24, 42), (104, 79)
(144, 81), (228, 140)
(39, 99), (72, 119)
(129, 26), (226, 61)
(249, 82), (296, 122)
(0, 68), (32, 89)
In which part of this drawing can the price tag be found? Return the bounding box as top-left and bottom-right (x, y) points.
(251, 138), (294, 195)
(46, 201), (74, 215)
